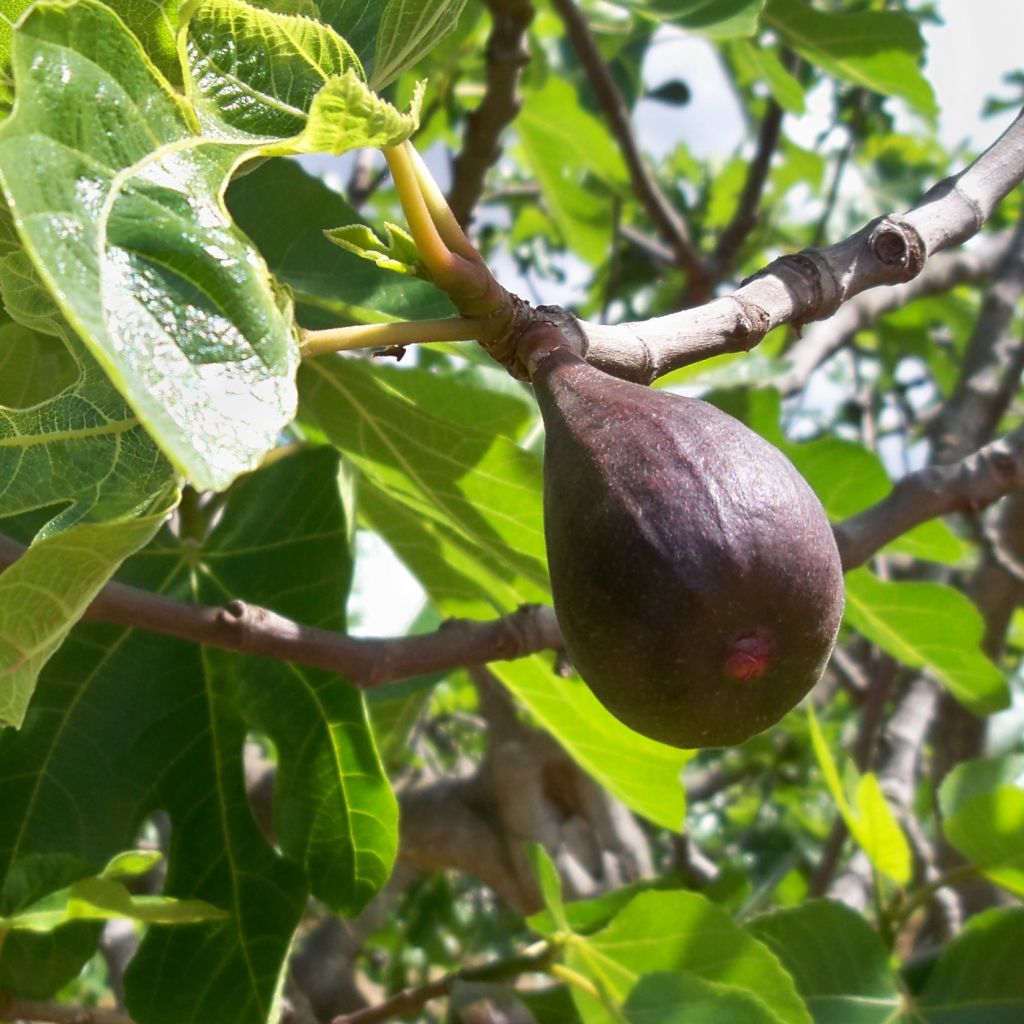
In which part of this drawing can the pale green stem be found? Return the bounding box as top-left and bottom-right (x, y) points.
(405, 141), (480, 261)
(300, 317), (486, 358)
(384, 143), (457, 279)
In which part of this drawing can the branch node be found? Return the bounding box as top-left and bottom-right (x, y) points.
(870, 217), (925, 279)
(223, 600), (247, 621)
(729, 296), (771, 350)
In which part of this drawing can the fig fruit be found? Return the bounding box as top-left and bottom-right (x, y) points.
(531, 342), (844, 748)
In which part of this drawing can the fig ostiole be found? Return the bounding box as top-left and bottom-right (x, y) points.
(528, 337), (844, 749)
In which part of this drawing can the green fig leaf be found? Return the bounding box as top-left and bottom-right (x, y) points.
(844, 569), (1009, 715)
(564, 890), (811, 1024)
(939, 755), (1024, 898)
(763, 0), (936, 117)
(747, 901), (902, 1023)
(0, 448), (395, 1017)
(325, 221), (425, 277)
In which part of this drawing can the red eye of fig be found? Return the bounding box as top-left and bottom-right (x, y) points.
(724, 630), (776, 681)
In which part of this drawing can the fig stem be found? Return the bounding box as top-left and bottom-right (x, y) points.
(405, 142), (480, 263)
(384, 141), (508, 319)
(384, 142), (456, 279)
(299, 317), (486, 358)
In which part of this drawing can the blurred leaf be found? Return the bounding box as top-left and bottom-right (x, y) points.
(527, 844), (569, 933)
(624, 971), (782, 1023)
(616, 0), (764, 38)
(726, 38), (806, 113)
(916, 909), (1024, 1019)
(748, 900), (902, 1023)
(763, 0), (936, 116)
(517, 77), (627, 264)
(4, 874), (226, 932)
(0, 450), (394, 1018)
(807, 707), (910, 885)
(844, 569), (1009, 715)
(940, 755), (1024, 898)
(563, 890), (811, 1024)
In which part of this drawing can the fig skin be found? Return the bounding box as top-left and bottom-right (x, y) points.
(532, 345), (844, 749)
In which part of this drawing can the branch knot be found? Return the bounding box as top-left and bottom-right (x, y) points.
(870, 217), (925, 280)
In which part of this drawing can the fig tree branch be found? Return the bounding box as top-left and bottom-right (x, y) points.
(0, 532), (561, 688)
(449, 0), (535, 227)
(929, 207), (1024, 461)
(834, 423), (1024, 570)
(548, 0), (711, 295)
(774, 228), (1015, 395)
(570, 106), (1024, 384)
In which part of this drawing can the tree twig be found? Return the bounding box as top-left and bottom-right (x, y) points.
(929, 208), (1024, 461)
(330, 943), (553, 1024)
(0, 995), (134, 1024)
(834, 422), (1024, 569)
(565, 106), (1024, 383)
(711, 95), (786, 280)
(449, 0), (535, 227)
(548, 0), (711, 295)
(0, 534), (562, 689)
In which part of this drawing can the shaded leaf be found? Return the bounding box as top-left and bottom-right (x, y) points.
(312, 0), (469, 88)
(624, 971), (782, 1024)
(227, 158), (453, 324)
(917, 909), (1024, 1021)
(748, 901), (902, 1024)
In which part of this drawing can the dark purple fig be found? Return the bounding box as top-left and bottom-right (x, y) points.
(531, 344), (844, 749)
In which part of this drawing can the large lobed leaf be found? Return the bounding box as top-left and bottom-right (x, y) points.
(0, 0), (425, 494)
(0, 449), (396, 1023)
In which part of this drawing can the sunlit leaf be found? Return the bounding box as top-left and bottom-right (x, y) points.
(940, 755), (1024, 898)
(844, 569), (1009, 715)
